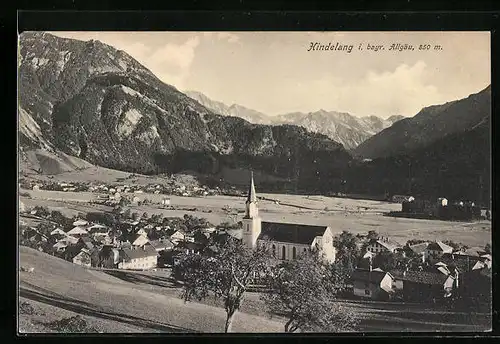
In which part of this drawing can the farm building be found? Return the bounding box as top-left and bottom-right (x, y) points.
(161, 198), (171, 206)
(391, 270), (456, 302)
(351, 268), (394, 300)
(118, 246), (158, 270)
(66, 226), (89, 238)
(241, 172), (336, 263)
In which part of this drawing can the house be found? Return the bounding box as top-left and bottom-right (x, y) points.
(169, 230), (186, 243)
(72, 248), (92, 267)
(130, 233), (149, 247)
(405, 242), (429, 262)
(149, 239), (174, 252)
(437, 197), (448, 207)
(176, 241), (205, 255)
(73, 219), (89, 227)
(241, 172), (336, 263)
(87, 224), (108, 234)
(366, 237), (402, 254)
(118, 246), (158, 270)
(67, 226), (89, 238)
(425, 241), (453, 258)
(351, 268), (394, 300)
(53, 241), (68, 253)
(161, 198), (171, 206)
(391, 269), (456, 302)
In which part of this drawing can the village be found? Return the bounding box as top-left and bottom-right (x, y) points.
(18, 174), (492, 312)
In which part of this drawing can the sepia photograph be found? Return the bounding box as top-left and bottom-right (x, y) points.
(17, 30), (491, 333)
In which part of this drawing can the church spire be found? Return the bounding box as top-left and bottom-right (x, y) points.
(246, 170), (257, 204)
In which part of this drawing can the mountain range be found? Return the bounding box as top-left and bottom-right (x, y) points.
(185, 90), (404, 150)
(18, 31), (491, 203)
(18, 32), (351, 191)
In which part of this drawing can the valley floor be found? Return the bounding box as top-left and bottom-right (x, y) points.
(21, 188), (491, 248)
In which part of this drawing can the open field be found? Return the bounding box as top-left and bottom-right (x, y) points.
(20, 188), (491, 247)
(19, 247), (491, 333)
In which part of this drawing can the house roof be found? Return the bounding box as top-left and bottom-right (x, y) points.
(176, 241), (204, 251)
(67, 226), (88, 235)
(370, 238), (402, 251)
(409, 242), (429, 254)
(50, 228), (67, 236)
(121, 246), (158, 260)
(438, 254), (483, 273)
(258, 222), (328, 245)
(391, 270), (451, 285)
(73, 219), (88, 227)
(351, 269), (390, 284)
(149, 239), (174, 250)
(426, 241), (453, 252)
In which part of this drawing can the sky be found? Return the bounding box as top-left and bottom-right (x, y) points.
(50, 31), (490, 118)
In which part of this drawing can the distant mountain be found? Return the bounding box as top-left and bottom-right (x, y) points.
(273, 110), (404, 150)
(353, 86), (491, 159)
(185, 91), (271, 124)
(18, 32), (351, 191)
(185, 91), (404, 150)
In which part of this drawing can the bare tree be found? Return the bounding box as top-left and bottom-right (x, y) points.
(261, 252), (358, 333)
(176, 239), (270, 332)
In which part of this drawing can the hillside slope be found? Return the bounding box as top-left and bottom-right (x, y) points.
(19, 32), (351, 191)
(346, 114), (491, 204)
(354, 86), (491, 159)
(18, 246), (284, 333)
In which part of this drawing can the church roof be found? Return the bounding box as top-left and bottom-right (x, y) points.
(258, 222), (328, 245)
(246, 171), (257, 203)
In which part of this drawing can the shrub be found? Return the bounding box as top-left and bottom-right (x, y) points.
(45, 315), (99, 333)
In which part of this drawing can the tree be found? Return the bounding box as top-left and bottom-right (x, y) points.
(262, 252), (358, 333)
(366, 230), (379, 241)
(176, 239), (270, 333)
(333, 231), (359, 272)
(372, 251), (397, 271)
(484, 243), (491, 254)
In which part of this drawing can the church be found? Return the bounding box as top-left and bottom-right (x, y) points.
(241, 172), (336, 263)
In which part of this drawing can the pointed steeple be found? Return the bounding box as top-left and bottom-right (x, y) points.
(246, 170), (257, 204)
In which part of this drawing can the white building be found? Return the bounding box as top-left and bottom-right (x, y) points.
(241, 172), (336, 263)
(118, 246), (158, 270)
(366, 237), (402, 254)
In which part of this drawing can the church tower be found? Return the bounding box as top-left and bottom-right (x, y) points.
(242, 171), (261, 249)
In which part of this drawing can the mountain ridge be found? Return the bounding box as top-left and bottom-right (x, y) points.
(353, 85), (491, 159)
(185, 91), (404, 150)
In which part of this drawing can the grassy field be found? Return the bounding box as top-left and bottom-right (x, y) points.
(18, 247), (285, 333)
(18, 247), (491, 333)
(20, 187), (491, 248)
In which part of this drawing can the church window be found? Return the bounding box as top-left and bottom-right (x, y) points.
(272, 244), (276, 257)
(282, 246), (286, 260)
(292, 247), (296, 259)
